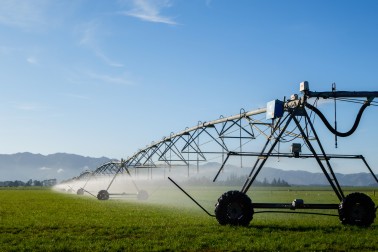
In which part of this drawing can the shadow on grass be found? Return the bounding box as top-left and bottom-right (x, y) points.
(245, 222), (377, 232)
(248, 223), (342, 232)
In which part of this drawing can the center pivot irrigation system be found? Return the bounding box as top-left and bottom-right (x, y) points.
(60, 81), (378, 227)
(64, 160), (149, 200)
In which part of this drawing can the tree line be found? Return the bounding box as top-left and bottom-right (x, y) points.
(186, 173), (290, 187)
(0, 179), (57, 187)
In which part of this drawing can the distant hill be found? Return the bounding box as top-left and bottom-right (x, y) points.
(0, 153), (377, 186)
(199, 162), (378, 187)
(0, 152), (112, 182)
(257, 167), (378, 187)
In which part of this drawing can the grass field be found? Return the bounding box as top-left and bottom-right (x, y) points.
(0, 187), (377, 251)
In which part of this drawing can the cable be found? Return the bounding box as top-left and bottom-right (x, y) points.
(305, 101), (370, 137)
(335, 98), (378, 106)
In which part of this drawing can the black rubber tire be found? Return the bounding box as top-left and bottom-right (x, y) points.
(215, 190), (254, 226)
(137, 190), (149, 200)
(339, 192), (376, 227)
(77, 188), (84, 195)
(97, 190), (110, 200)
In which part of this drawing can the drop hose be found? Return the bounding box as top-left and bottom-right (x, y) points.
(305, 101), (370, 137)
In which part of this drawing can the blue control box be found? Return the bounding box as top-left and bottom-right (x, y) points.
(266, 99), (284, 120)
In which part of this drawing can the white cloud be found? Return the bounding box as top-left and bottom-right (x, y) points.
(66, 68), (133, 87)
(94, 50), (124, 68)
(0, 0), (49, 29)
(78, 21), (97, 46)
(87, 71), (133, 86)
(57, 168), (64, 173)
(0, 1), (82, 31)
(0, 45), (19, 55)
(120, 0), (177, 25)
(27, 57), (38, 65)
(14, 102), (40, 111)
(64, 93), (90, 100)
(78, 21), (124, 68)
(39, 167), (51, 171)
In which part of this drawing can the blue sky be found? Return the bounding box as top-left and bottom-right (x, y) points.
(0, 0), (378, 167)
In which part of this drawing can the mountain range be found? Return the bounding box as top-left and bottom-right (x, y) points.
(199, 162), (378, 187)
(0, 152), (111, 182)
(0, 152), (377, 186)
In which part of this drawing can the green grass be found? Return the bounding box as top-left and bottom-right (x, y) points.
(0, 187), (377, 251)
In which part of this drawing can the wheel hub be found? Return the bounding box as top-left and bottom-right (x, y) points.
(227, 202), (243, 220)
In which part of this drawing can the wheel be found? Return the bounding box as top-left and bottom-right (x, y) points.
(97, 190), (109, 200)
(77, 188), (84, 195)
(339, 192), (376, 227)
(137, 190), (149, 200)
(215, 190), (254, 226)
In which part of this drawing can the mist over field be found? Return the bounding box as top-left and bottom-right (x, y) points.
(1, 152), (377, 187)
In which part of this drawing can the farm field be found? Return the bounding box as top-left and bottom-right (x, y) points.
(0, 187), (377, 251)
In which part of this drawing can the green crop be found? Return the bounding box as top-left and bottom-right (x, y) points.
(0, 187), (377, 251)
